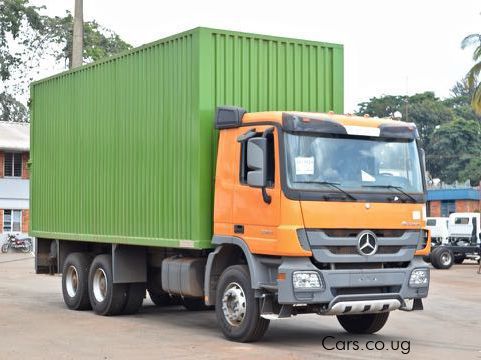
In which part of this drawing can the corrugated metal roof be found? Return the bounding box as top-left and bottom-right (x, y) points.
(427, 188), (480, 201)
(0, 122), (29, 151)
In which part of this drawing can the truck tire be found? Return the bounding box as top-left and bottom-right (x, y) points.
(430, 248), (441, 269)
(62, 252), (92, 310)
(215, 265), (270, 342)
(337, 312), (390, 334)
(431, 247), (454, 269)
(182, 296), (214, 311)
(88, 254), (128, 316)
(122, 283), (146, 315)
(21, 241), (32, 253)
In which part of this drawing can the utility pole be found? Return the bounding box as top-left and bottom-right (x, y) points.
(71, 0), (83, 68)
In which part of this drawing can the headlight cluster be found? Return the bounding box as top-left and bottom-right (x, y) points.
(409, 269), (429, 287)
(292, 271), (323, 289)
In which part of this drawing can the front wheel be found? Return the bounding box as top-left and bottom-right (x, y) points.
(21, 241), (32, 253)
(337, 312), (390, 334)
(431, 247), (454, 269)
(215, 265), (269, 342)
(121, 283), (146, 315)
(1, 243), (8, 253)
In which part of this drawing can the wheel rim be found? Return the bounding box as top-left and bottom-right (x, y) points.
(441, 252), (452, 266)
(65, 265), (79, 298)
(93, 268), (108, 303)
(222, 282), (247, 326)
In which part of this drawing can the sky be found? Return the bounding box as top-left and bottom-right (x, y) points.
(32, 0), (480, 112)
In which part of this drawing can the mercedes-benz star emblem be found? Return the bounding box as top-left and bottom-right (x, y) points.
(357, 231), (378, 256)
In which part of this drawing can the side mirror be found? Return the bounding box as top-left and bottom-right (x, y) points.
(246, 137), (268, 188)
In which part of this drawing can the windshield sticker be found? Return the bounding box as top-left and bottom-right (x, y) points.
(361, 170), (376, 182)
(295, 157), (314, 175)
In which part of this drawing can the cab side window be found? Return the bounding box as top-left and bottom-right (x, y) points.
(239, 131), (275, 187)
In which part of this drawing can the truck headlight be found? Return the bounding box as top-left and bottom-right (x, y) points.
(409, 269), (429, 287)
(292, 271), (323, 289)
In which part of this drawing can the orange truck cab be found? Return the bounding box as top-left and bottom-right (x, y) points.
(205, 107), (430, 340)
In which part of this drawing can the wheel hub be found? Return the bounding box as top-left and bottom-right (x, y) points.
(93, 268), (108, 303)
(441, 252), (451, 266)
(65, 265), (79, 298)
(222, 282), (247, 326)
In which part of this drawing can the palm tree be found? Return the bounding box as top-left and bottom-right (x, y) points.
(462, 33), (481, 114)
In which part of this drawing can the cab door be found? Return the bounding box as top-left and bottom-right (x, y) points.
(232, 125), (281, 254)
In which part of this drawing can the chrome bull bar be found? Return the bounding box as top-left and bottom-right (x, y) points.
(324, 299), (402, 315)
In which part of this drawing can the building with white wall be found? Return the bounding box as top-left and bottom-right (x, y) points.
(0, 122), (30, 241)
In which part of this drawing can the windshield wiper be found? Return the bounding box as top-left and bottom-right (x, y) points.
(293, 181), (357, 201)
(362, 184), (417, 203)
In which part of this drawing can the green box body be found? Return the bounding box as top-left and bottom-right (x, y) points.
(30, 27), (344, 249)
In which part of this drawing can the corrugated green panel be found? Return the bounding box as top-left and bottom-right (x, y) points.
(30, 30), (211, 248)
(198, 28), (343, 114)
(30, 27), (343, 249)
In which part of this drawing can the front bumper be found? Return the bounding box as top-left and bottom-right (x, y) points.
(276, 256), (429, 313)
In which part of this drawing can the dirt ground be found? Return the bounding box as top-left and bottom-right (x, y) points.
(0, 253), (480, 359)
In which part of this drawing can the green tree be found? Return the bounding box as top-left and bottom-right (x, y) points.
(459, 157), (481, 186)
(0, 0), (46, 81)
(408, 99), (454, 151)
(428, 118), (481, 183)
(0, 92), (28, 122)
(0, 1), (132, 122)
(0, 0), (48, 122)
(461, 33), (481, 115)
(443, 79), (479, 121)
(356, 95), (407, 118)
(46, 11), (132, 68)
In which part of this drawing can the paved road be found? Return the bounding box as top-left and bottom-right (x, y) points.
(0, 253), (480, 359)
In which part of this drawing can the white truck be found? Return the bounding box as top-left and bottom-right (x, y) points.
(430, 212), (481, 269)
(425, 217), (449, 245)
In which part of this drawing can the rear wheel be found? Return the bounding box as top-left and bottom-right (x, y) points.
(337, 312), (390, 334)
(431, 247), (454, 269)
(62, 252), (91, 310)
(122, 283), (146, 315)
(88, 254), (128, 316)
(215, 265), (269, 342)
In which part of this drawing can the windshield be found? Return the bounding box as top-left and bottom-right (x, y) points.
(285, 133), (423, 194)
